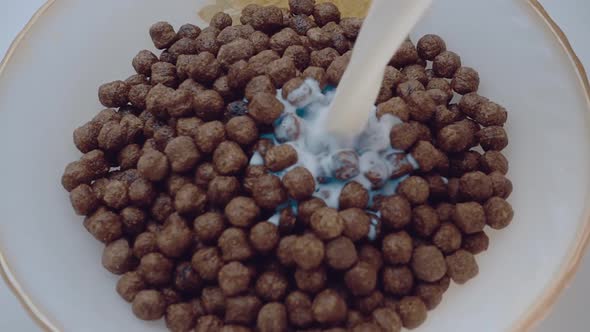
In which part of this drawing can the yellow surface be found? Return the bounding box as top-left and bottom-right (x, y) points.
(199, 0), (371, 22)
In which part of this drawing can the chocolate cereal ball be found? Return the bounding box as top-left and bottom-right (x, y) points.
(192, 247), (224, 281)
(70, 184), (99, 216)
(265, 144), (298, 172)
(452, 66), (480, 94)
(310, 207), (344, 240)
(139, 252), (173, 286)
(289, 0), (315, 15)
(99, 81), (130, 108)
(417, 34), (446, 61)
(476, 126), (509, 151)
(194, 212), (225, 243)
(480, 151), (509, 175)
(398, 176), (430, 205)
(372, 307), (402, 332)
(201, 287), (226, 315)
(379, 195), (412, 229)
(218, 228), (254, 261)
(133, 232), (157, 258)
(211, 12), (233, 30)
(249, 92), (285, 125)
(83, 208), (123, 243)
(225, 197), (260, 228)
(433, 223), (462, 254)
(345, 262), (377, 296)
(398, 296), (427, 329)
(256, 271), (289, 301)
(433, 51), (461, 78)
(484, 197), (514, 230)
(286, 291), (314, 328)
(382, 231), (413, 264)
(195, 315), (223, 332)
(355, 290), (384, 315)
(150, 21), (177, 49)
(213, 141), (248, 175)
(102, 238), (135, 275)
(174, 262), (202, 294)
(219, 262), (252, 296)
(383, 266), (414, 296)
(249, 221), (280, 253)
(252, 174), (287, 210)
(257, 302), (288, 332)
(195, 121), (226, 153)
(359, 244), (384, 272)
(295, 266), (327, 293)
(298, 197), (327, 226)
(207, 176), (240, 207)
(459, 171), (493, 202)
(225, 116), (258, 146)
(165, 302), (197, 332)
(390, 40), (419, 68)
(282, 167), (315, 200)
(411, 246), (447, 282)
(446, 249), (479, 284)
(174, 184), (207, 215)
(138, 150), (169, 181)
(157, 214), (193, 257)
(453, 202), (486, 234)
(224, 295), (262, 325)
(490, 171), (513, 199)
(293, 233), (325, 270)
(313, 2), (341, 26)
(312, 289), (347, 324)
(412, 205), (441, 238)
(340, 208), (371, 242)
(116, 271), (146, 302)
(133, 50), (158, 75)
(325, 236), (358, 270)
(133, 290), (166, 321)
(339, 181), (369, 209)
(462, 232), (490, 255)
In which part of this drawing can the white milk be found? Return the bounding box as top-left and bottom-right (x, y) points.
(326, 0), (432, 137)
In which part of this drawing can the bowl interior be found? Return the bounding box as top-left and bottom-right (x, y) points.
(0, 0), (589, 331)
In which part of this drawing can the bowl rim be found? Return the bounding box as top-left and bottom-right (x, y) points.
(1, 1), (589, 331)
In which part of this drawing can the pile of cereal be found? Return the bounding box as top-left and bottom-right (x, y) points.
(62, 0), (513, 331)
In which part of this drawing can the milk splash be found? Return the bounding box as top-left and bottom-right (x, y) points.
(250, 79), (421, 239)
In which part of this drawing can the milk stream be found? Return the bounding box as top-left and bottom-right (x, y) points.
(250, 0), (434, 240)
(326, 0), (432, 137)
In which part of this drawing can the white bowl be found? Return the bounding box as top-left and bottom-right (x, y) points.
(0, 0), (589, 331)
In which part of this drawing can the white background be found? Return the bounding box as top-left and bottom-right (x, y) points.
(0, 1), (588, 331)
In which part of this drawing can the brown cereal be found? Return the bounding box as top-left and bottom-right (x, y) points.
(417, 34), (446, 61)
(150, 22), (177, 49)
(257, 303), (288, 332)
(193, 90), (225, 120)
(192, 247), (224, 281)
(249, 50), (281, 76)
(453, 202), (486, 234)
(355, 290), (383, 314)
(313, 2), (341, 26)
(194, 162), (218, 189)
(452, 66), (480, 94)
(225, 295), (262, 325)
(297, 197), (327, 226)
(250, 31), (271, 53)
(138, 150), (169, 181)
(248, 92), (285, 125)
(398, 296), (427, 329)
(227, 60), (255, 89)
(474, 101), (508, 127)
(252, 174), (287, 210)
(377, 97), (410, 121)
(133, 232), (158, 258)
(83, 208), (123, 243)
(403, 64), (428, 86)
(225, 197), (260, 228)
(339, 181), (369, 210)
(397, 176), (430, 205)
(207, 176), (240, 207)
(211, 12), (233, 30)
(437, 122), (475, 153)
(325, 236), (358, 270)
(196, 28), (221, 55)
(151, 193), (174, 222)
(70, 184), (99, 216)
(265, 144), (298, 172)
(293, 233), (325, 270)
(307, 27), (332, 49)
(433, 51), (461, 78)
(174, 262), (202, 294)
(286, 291), (314, 327)
(218, 228), (254, 261)
(102, 239), (135, 275)
(433, 222), (462, 254)
(372, 307), (402, 332)
(312, 289), (347, 324)
(484, 197), (514, 230)
(463, 232), (490, 255)
(490, 171), (513, 199)
(251, 6), (284, 33)
(133, 50), (159, 75)
(165, 136), (200, 173)
(340, 208), (371, 242)
(382, 231), (413, 264)
(151, 62), (178, 87)
(284, 45), (311, 71)
(98, 81), (131, 108)
(265, 57), (297, 88)
(411, 246), (447, 282)
(219, 262), (252, 296)
(217, 38), (256, 69)
(213, 141), (248, 175)
(383, 266), (414, 296)
(310, 47), (340, 68)
(289, 0), (315, 15)
(407, 90), (436, 122)
(138, 252), (173, 286)
(256, 271), (288, 301)
(133, 290), (166, 321)
(282, 167), (315, 200)
(201, 287), (226, 315)
(327, 53), (351, 85)
(178, 23), (201, 39)
(446, 249), (479, 284)
(165, 302), (197, 332)
(310, 207), (344, 240)
(194, 212), (225, 243)
(459, 171), (493, 201)
(157, 214), (193, 257)
(476, 126), (509, 151)
(340, 17), (362, 39)
(345, 262), (378, 296)
(245, 76), (275, 101)
(390, 40), (419, 68)
(195, 315), (223, 332)
(396, 79), (425, 99)
(117, 271), (146, 302)
(270, 28), (302, 54)
(480, 151), (509, 175)
(217, 25), (254, 45)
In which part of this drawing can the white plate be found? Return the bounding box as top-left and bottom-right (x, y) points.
(0, 0), (589, 331)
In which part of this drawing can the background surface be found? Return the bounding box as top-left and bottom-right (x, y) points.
(0, 0), (588, 331)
